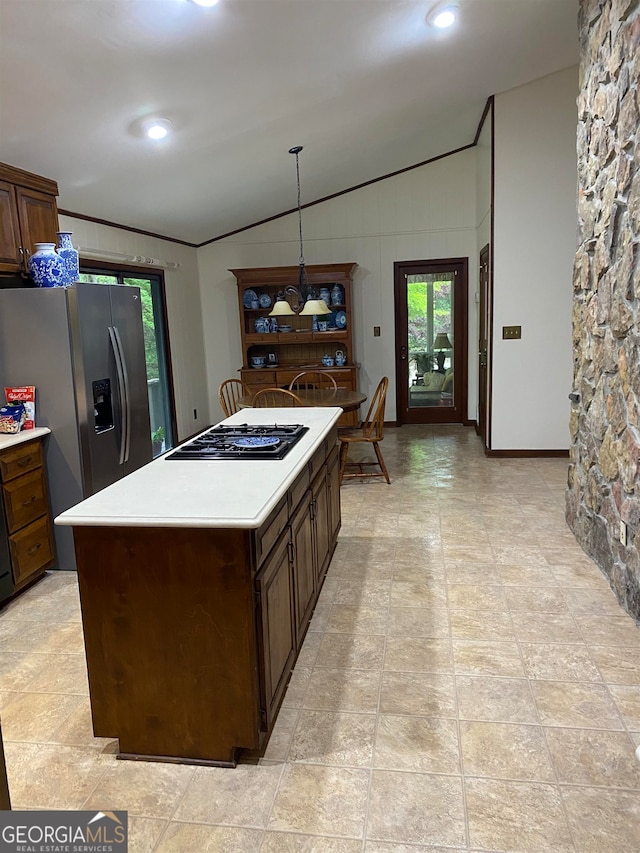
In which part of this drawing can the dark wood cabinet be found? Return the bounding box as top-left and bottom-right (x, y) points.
(327, 445), (341, 544)
(0, 181), (21, 268)
(291, 492), (315, 645)
(72, 426), (341, 765)
(312, 462), (332, 586)
(0, 437), (55, 603)
(0, 163), (59, 276)
(255, 531), (296, 728)
(231, 263), (360, 427)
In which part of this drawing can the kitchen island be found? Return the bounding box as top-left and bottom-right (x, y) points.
(55, 408), (342, 766)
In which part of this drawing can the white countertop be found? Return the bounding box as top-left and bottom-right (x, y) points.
(55, 408), (341, 529)
(0, 426), (51, 451)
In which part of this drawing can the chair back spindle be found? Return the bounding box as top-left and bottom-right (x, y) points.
(219, 379), (250, 417)
(253, 388), (303, 408)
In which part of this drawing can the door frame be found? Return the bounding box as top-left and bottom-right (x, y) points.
(478, 244), (491, 448)
(394, 257), (468, 425)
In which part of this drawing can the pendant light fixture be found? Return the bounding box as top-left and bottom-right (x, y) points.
(270, 146), (331, 318)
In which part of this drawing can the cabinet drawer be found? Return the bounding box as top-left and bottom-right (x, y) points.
(308, 440), (327, 482)
(0, 439), (43, 482)
(255, 496), (288, 568)
(9, 515), (55, 586)
(243, 370), (277, 388)
(2, 467), (48, 533)
(288, 466), (309, 513)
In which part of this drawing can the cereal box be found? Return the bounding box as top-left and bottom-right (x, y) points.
(5, 386), (36, 430)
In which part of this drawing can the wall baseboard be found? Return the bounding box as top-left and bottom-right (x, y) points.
(485, 448), (569, 458)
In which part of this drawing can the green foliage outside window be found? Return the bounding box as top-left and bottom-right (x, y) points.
(407, 279), (452, 353)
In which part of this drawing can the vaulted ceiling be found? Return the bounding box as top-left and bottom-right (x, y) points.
(0, 0), (578, 245)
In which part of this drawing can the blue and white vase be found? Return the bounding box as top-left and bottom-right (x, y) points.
(331, 284), (343, 305)
(28, 243), (68, 288)
(319, 287), (331, 306)
(56, 231), (79, 286)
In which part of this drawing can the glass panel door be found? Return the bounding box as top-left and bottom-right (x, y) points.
(394, 258), (467, 425)
(407, 272), (454, 409)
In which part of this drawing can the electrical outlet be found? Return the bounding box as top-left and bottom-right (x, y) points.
(502, 325), (522, 339)
(619, 520), (627, 546)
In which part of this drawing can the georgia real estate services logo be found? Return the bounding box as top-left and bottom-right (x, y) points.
(0, 810), (127, 852)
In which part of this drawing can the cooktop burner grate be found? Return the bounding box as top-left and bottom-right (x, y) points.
(165, 423), (309, 460)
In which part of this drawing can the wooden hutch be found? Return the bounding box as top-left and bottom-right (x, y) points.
(231, 263), (359, 426)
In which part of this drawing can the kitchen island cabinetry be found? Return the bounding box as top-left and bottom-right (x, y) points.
(255, 530), (297, 729)
(56, 409), (341, 766)
(0, 429), (55, 604)
(0, 163), (59, 275)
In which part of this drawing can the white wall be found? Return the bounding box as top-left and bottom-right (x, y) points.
(476, 104), (492, 256)
(59, 215), (208, 441)
(492, 66), (578, 449)
(197, 148), (479, 424)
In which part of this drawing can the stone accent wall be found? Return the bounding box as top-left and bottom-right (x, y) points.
(566, 0), (640, 619)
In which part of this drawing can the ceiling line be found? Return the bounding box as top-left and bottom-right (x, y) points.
(59, 96), (494, 250)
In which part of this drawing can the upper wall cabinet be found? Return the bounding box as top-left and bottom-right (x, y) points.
(0, 163), (59, 275)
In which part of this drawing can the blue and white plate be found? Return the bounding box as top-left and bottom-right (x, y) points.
(258, 293), (272, 309)
(233, 436), (280, 448)
(243, 289), (259, 309)
(335, 310), (347, 329)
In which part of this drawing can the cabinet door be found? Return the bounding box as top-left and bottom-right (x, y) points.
(255, 532), (296, 728)
(327, 445), (341, 543)
(291, 491), (315, 645)
(312, 466), (331, 586)
(15, 186), (59, 258)
(0, 181), (22, 270)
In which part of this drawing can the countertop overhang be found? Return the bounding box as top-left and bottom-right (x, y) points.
(0, 427), (51, 451)
(54, 408), (341, 529)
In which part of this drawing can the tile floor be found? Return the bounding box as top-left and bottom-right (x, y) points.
(2, 424), (640, 851)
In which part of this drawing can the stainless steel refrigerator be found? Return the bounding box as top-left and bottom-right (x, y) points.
(0, 283), (152, 569)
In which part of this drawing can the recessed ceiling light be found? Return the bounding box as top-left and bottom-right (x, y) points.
(189, 0), (219, 6)
(142, 118), (173, 140)
(428, 4), (459, 28)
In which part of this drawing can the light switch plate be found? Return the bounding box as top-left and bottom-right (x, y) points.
(373, 326), (381, 337)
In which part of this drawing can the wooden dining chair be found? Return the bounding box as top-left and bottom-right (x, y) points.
(338, 376), (390, 484)
(252, 388), (304, 407)
(288, 371), (338, 396)
(219, 378), (250, 417)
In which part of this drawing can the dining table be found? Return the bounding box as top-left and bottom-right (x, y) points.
(238, 388), (367, 414)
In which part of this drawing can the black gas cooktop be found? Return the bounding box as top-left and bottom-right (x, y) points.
(166, 423), (309, 461)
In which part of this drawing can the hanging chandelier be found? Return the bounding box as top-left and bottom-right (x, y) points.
(269, 146), (331, 318)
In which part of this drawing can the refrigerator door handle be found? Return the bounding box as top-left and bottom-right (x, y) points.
(112, 325), (132, 464)
(108, 325), (128, 466)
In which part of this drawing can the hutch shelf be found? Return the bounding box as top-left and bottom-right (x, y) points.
(231, 263), (359, 426)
